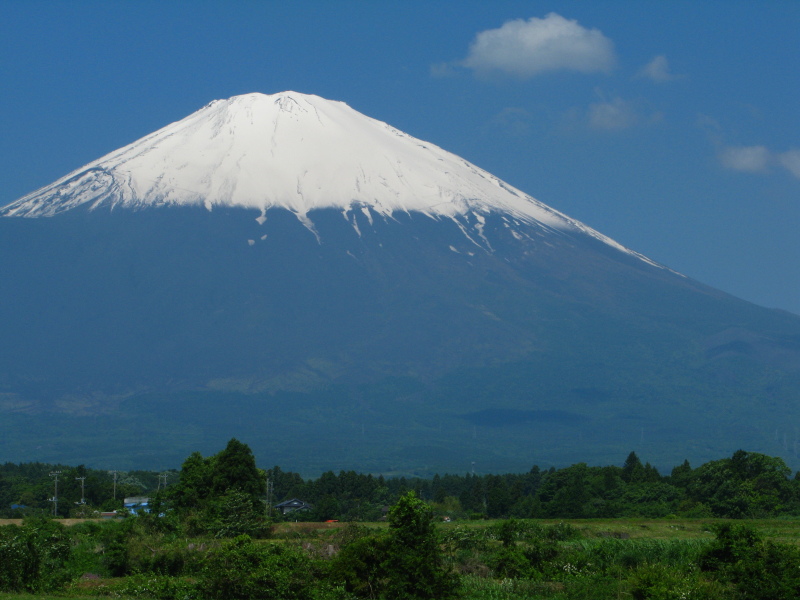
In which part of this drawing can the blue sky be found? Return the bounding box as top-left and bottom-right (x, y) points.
(2, 0), (798, 314)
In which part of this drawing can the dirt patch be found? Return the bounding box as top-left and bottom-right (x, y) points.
(0, 518), (106, 527)
(274, 521), (348, 535)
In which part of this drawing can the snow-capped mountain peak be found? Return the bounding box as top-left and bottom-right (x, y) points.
(0, 91), (662, 268)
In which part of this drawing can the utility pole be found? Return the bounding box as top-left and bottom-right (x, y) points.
(265, 476), (273, 518)
(158, 473), (168, 491)
(111, 471), (118, 500)
(75, 476), (86, 505)
(49, 471), (62, 517)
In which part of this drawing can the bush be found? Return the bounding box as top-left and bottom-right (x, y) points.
(487, 546), (530, 579)
(699, 523), (800, 600)
(199, 534), (317, 600)
(333, 492), (459, 600)
(111, 574), (201, 600)
(440, 525), (489, 552)
(0, 518), (72, 592)
(330, 534), (388, 598)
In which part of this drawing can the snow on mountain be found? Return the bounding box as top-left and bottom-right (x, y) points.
(0, 91), (664, 269)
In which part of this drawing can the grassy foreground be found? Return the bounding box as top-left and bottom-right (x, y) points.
(3, 516), (800, 600)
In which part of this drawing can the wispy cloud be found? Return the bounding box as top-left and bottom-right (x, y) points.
(581, 91), (663, 132)
(638, 55), (682, 83)
(589, 97), (638, 131)
(719, 145), (771, 173)
(719, 145), (800, 179)
(699, 115), (800, 180)
(459, 13), (616, 79)
(778, 149), (800, 178)
(429, 62), (457, 79)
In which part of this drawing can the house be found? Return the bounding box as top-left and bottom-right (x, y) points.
(123, 496), (150, 515)
(275, 498), (312, 515)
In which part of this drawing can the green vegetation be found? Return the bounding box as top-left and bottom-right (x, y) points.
(2, 512), (800, 599)
(3, 442), (800, 598)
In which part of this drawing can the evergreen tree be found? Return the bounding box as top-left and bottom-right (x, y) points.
(382, 491), (457, 599)
(622, 451), (646, 483)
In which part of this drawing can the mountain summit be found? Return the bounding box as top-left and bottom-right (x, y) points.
(3, 91), (550, 219)
(2, 92), (655, 266)
(1, 93), (800, 474)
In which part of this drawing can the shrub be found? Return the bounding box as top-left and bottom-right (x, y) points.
(0, 518), (72, 592)
(699, 523), (800, 600)
(487, 546), (530, 579)
(198, 534), (316, 600)
(330, 534), (388, 598)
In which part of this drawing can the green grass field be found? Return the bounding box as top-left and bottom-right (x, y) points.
(3, 517), (800, 600)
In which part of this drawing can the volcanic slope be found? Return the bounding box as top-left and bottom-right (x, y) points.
(1, 92), (799, 474)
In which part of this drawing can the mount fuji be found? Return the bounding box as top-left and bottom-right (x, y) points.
(2, 92), (799, 474)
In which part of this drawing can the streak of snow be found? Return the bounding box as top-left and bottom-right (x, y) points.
(472, 212), (493, 251)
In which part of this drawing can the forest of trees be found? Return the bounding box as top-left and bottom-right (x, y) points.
(2, 442), (800, 521)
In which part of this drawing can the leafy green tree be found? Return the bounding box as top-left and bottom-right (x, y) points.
(687, 450), (794, 517)
(485, 475), (512, 518)
(166, 439), (268, 537)
(537, 463), (593, 517)
(212, 438), (263, 501)
(382, 491), (458, 600)
(669, 459), (693, 488)
(170, 451), (214, 511)
(459, 475), (485, 515)
(206, 489), (270, 538)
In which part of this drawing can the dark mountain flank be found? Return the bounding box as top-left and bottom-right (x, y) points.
(2, 92), (799, 474)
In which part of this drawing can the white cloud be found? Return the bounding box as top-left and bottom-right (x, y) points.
(583, 93), (662, 132)
(702, 117), (799, 180)
(429, 62), (457, 78)
(717, 145), (800, 179)
(778, 149), (800, 179)
(719, 145), (771, 173)
(638, 55), (681, 83)
(589, 97), (638, 130)
(461, 13), (616, 79)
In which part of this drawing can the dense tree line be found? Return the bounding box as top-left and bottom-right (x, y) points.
(3, 445), (800, 520)
(265, 449), (800, 521)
